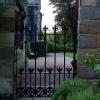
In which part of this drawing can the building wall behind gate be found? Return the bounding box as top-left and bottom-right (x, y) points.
(78, 0), (100, 76)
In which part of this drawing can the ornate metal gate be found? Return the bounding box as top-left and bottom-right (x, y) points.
(14, 0), (78, 98)
(15, 24), (77, 97)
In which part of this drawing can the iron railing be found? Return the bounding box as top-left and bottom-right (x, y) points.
(15, 25), (77, 97)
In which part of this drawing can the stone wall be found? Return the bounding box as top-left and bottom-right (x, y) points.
(0, 5), (15, 78)
(0, 3), (26, 98)
(78, 0), (100, 68)
(0, 4), (15, 98)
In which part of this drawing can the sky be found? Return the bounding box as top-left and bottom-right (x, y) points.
(41, 0), (55, 30)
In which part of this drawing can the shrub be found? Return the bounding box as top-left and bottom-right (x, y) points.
(47, 42), (73, 53)
(30, 40), (47, 57)
(51, 79), (100, 100)
(51, 79), (88, 100)
(47, 42), (54, 53)
(67, 89), (94, 100)
(82, 53), (100, 72)
(95, 92), (100, 100)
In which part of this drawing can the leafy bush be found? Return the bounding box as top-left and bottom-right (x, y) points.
(67, 89), (94, 100)
(47, 42), (73, 53)
(51, 79), (100, 100)
(47, 42), (54, 53)
(31, 40), (47, 57)
(95, 92), (100, 100)
(82, 53), (100, 74)
(47, 32), (73, 53)
(51, 79), (88, 100)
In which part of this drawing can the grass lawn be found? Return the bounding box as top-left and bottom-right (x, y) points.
(66, 52), (73, 58)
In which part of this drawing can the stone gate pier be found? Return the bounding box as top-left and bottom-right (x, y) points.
(78, 0), (100, 78)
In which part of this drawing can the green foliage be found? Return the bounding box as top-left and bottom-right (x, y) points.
(51, 79), (88, 100)
(67, 89), (94, 100)
(47, 32), (73, 53)
(47, 32), (73, 44)
(47, 42), (54, 52)
(31, 40), (47, 57)
(47, 42), (72, 53)
(49, 0), (78, 34)
(66, 52), (73, 58)
(95, 92), (100, 100)
(51, 79), (100, 100)
(82, 53), (100, 73)
(96, 80), (100, 89)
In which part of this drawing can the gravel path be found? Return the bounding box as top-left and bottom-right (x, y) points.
(28, 53), (73, 69)
(16, 53), (73, 98)
(17, 53), (73, 86)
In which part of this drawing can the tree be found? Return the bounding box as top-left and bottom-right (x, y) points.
(49, 0), (78, 33)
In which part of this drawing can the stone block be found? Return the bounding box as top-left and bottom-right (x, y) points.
(79, 6), (100, 20)
(0, 79), (12, 95)
(79, 20), (100, 34)
(77, 66), (98, 79)
(0, 5), (15, 17)
(81, 0), (96, 6)
(79, 34), (97, 49)
(0, 61), (13, 78)
(96, 0), (100, 5)
(0, 17), (15, 32)
(0, 32), (14, 47)
(77, 49), (96, 61)
(0, 47), (14, 60)
(97, 48), (100, 51)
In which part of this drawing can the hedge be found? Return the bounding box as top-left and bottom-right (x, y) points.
(47, 42), (73, 53)
(30, 40), (47, 57)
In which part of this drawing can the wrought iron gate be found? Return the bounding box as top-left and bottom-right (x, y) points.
(15, 24), (77, 97)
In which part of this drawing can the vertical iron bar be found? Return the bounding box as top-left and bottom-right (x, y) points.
(29, 71), (32, 88)
(68, 70), (70, 79)
(49, 72), (51, 87)
(66, 68), (72, 79)
(34, 25), (37, 91)
(14, 36), (17, 99)
(24, 23), (28, 95)
(24, 40), (27, 95)
(40, 71), (42, 87)
(67, 0), (78, 78)
(28, 68), (34, 88)
(43, 25), (48, 88)
(38, 68), (43, 88)
(45, 26), (46, 88)
(71, 29), (77, 78)
(24, 20), (28, 96)
(47, 68), (52, 88)
(19, 68), (23, 88)
(63, 28), (66, 80)
(57, 67), (62, 85)
(53, 25), (57, 89)
(59, 72), (61, 85)
(15, 45), (17, 99)
(19, 73), (22, 88)
(15, 12), (18, 99)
